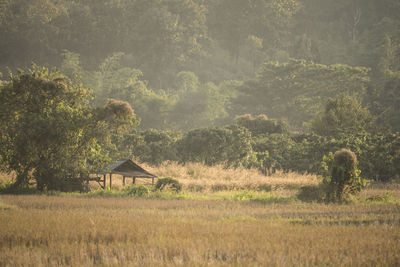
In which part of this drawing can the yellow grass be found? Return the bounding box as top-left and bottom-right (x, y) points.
(1, 162), (399, 266)
(145, 161), (319, 191)
(0, 195), (399, 266)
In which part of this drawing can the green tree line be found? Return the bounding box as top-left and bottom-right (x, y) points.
(2, 0), (399, 131)
(0, 0), (399, 190)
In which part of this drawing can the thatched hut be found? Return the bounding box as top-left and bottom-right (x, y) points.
(92, 159), (157, 189)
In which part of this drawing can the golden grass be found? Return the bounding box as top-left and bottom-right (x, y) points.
(1, 161), (399, 266)
(144, 161), (319, 191)
(0, 195), (399, 266)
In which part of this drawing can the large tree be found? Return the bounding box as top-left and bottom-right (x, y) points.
(311, 94), (375, 137)
(0, 65), (137, 191)
(234, 59), (370, 130)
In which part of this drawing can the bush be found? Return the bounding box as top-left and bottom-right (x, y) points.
(124, 185), (150, 197)
(236, 114), (288, 136)
(154, 177), (182, 192)
(177, 125), (254, 167)
(325, 149), (366, 202)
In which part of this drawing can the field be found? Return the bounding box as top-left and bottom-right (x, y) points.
(1, 163), (399, 266)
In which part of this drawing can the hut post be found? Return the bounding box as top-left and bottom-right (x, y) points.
(103, 174), (106, 189)
(123, 176), (125, 186)
(152, 177), (154, 185)
(133, 177), (136, 184)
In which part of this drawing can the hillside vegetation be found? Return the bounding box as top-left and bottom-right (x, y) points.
(0, 1), (400, 265)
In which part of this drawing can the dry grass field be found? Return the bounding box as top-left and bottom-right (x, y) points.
(0, 163), (399, 266)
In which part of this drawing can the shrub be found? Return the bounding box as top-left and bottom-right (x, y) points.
(124, 185), (150, 197)
(326, 149), (366, 202)
(154, 177), (182, 192)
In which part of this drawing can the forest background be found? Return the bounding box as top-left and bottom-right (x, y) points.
(0, 0), (399, 188)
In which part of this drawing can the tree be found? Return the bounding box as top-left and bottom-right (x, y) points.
(236, 114), (288, 136)
(354, 18), (400, 131)
(177, 125), (254, 167)
(0, 0), (66, 72)
(168, 72), (229, 130)
(120, 0), (208, 88)
(207, 0), (298, 63)
(0, 65), (137, 191)
(133, 129), (181, 165)
(311, 94), (375, 137)
(61, 51), (172, 129)
(234, 59), (370, 130)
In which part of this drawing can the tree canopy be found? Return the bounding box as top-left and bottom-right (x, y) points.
(0, 65), (137, 191)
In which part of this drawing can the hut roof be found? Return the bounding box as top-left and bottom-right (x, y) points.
(99, 159), (157, 178)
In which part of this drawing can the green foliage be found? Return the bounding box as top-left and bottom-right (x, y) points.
(236, 114), (288, 136)
(123, 185), (150, 197)
(208, 0), (298, 63)
(178, 125), (254, 167)
(234, 60), (370, 130)
(0, 65), (136, 191)
(311, 94), (375, 137)
(369, 64), (400, 132)
(168, 75), (230, 131)
(154, 177), (182, 193)
(0, 1), (399, 186)
(133, 129), (181, 165)
(252, 134), (296, 174)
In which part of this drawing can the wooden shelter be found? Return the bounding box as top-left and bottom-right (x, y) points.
(91, 159), (157, 189)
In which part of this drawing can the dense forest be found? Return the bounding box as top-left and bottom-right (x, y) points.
(1, 0), (400, 190)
